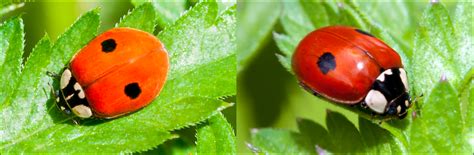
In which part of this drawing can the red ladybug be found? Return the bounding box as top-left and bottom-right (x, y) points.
(292, 26), (410, 118)
(55, 28), (169, 119)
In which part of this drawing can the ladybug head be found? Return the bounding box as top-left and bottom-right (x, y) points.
(364, 68), (411, 119)
(386, 92), (411, 119)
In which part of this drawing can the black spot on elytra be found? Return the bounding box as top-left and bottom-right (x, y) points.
(355, 29), (375, 37)
(317, 52), (336, 74)
(124, 83), (141, 99)
(101, 39), (116, 52)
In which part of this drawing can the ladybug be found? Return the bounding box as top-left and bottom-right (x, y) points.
(55, 28), (169, 119)
(292, 26), (411, 119)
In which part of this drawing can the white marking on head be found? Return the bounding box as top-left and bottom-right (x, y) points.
(78, 91), (85, 99)
(60, 69), (72, 89)
(72, 105), (93, 118)
(376, 69), (393, 82)
(73, 83), (85, 99)
(399, 68), (409, 91)
(73, 83), (80, 90)
(364, 90), (387, 114)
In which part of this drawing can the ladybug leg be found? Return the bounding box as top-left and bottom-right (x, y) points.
(46, 71), (62, 107)
(360, 101), (368, 108)
(376, 115), (384, 124)
(367, 110), (384, 124)
(298, 81), (321, 96)
(47, 82), (60, 104)
(72, 119), (80, 125)
(370, 113), (385, 124)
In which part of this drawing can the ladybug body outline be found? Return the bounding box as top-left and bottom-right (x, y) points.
(54, 27), (169, 119)
(292, 26), (411, 119)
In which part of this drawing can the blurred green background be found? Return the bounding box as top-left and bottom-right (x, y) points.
(237, 1), (460, 153)
(1, 0), (134, 59)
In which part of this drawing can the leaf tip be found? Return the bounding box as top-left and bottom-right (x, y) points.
(316, 145), (329, 155)
(90, 7), (101, 14)
(439, 73), (448, 82)
(218, 101), (234, 111)
(246, 142), (261, 153)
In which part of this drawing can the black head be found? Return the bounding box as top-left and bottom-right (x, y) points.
(364, 68), (411, 119)
(386, 92), (411, 119)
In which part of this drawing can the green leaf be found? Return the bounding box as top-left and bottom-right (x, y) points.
(273, 1), (314, 72)
(0, 3), (24, 17)
(237, 2), (281, 70)
(137, 97), (232, 131)
(409, 80), (470, 153)
(299, 0), (331, 29)
(250, 128), (313, 154)
(411, 2), (473, 96)
(143, 138), (196, 154)
(406, 2), (473, 150)
(131, 0), (186, 28)
(0, 34), (51, 147)
(196, 112), (236, 154)
(297, 118), (332, 152)
(1, 8), (111, 152)
(254, 112), (405, 154)
(280, 1), (314, 43)
(460, 68), (474, 150)
(325, 111), (365, 153)
(0, 16), (24, 106)
(1, 9), (100, 146)
(273, 32), (294, 58)
(158, 3), (236, 97)
(358, 117), (404, 153)
(117, 3), (157, 33)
